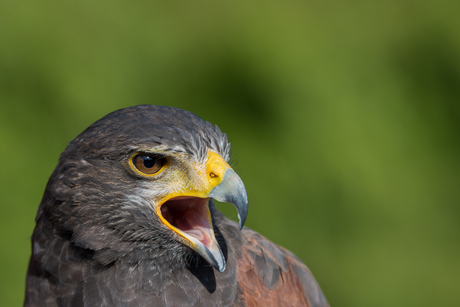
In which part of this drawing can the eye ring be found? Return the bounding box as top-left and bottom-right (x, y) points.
(129, 153), (167, 176)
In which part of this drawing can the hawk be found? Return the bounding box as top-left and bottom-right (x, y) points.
(25, 105), (329, 307)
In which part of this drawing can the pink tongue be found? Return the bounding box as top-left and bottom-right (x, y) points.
(184, 229), (204, 241)
(184, 226), (212, 246)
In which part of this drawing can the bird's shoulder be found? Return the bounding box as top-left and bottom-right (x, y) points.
(218, 216), (329, 307)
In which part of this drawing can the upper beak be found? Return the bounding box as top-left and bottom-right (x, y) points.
(156, 151), (248, 272)
(208, 168), (248, 230)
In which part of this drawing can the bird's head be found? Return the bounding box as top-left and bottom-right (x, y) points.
(43, 105), (248, 272)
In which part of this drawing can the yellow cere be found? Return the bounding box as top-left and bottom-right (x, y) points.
(204, 151), (232, 187)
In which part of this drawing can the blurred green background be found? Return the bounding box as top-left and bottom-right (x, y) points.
(1, 0), (460, 306)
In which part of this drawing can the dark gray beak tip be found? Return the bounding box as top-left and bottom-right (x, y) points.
(237, 200), (248, 230)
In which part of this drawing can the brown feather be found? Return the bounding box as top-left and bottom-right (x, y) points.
(236, 229), (329, 307)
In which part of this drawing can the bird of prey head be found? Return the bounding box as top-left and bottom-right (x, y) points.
(27, 105), (330, 307)
(42, 105), (247, 272)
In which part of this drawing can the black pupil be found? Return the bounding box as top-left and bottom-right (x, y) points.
(142, 156), (156, 168)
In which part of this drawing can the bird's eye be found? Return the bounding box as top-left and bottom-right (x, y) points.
(132, 154), (166, 175)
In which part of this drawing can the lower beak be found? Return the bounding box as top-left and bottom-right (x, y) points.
(201, 168), (248, 271)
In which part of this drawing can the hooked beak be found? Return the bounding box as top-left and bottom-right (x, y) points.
(208, 168), (248, 230)
(156, 151), (248, 272)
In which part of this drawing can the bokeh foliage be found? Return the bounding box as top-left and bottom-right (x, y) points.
(1, 0), (460, 306)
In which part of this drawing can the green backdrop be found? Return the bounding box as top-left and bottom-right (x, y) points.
(1, 1), (459, 306)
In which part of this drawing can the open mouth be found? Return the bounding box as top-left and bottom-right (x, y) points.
(160, 196), (215, 248)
